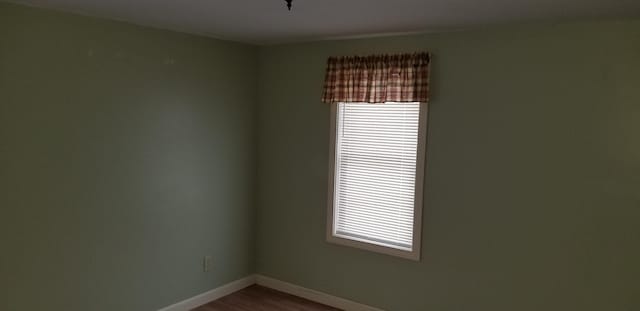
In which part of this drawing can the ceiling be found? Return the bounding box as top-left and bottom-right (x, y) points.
(7, 0), (640, 44)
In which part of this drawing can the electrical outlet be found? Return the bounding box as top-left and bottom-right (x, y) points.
(203, 256), (212, 272)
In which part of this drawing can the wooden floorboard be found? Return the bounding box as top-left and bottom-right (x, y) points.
(192, 285), (342, 311)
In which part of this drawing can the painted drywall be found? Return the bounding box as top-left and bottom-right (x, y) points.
(0, 3), (257, 311)
(255, 21), (640, 310)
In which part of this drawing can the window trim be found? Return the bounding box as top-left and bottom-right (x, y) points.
(326, 102), (428, 261)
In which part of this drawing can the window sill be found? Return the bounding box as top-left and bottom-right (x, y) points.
(326, 233), (421, 261)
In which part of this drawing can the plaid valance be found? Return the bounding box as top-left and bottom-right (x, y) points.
(321, 52), (431, 104)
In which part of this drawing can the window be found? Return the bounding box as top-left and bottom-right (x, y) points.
(327, 101), (427, 260)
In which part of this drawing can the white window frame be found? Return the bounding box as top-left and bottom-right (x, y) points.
(326, 102), (428, 261)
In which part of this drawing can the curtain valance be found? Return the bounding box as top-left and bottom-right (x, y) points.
(321, 52), (431, 104)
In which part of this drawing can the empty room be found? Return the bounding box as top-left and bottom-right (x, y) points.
(1, 0), (639, 310)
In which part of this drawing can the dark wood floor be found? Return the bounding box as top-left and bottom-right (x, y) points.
(192, 285), (342, 311)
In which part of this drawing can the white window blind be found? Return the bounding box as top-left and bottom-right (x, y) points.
(331, 102), (422, 252)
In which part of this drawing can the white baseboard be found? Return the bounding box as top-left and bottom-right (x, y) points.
(157, 274), (383, 311)
(157, 275), (256, 311)
(255, 275), (384, 311)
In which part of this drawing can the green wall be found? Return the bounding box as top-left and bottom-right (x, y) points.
(256, 21), (640, 310)
(0, 3), (257, 311)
